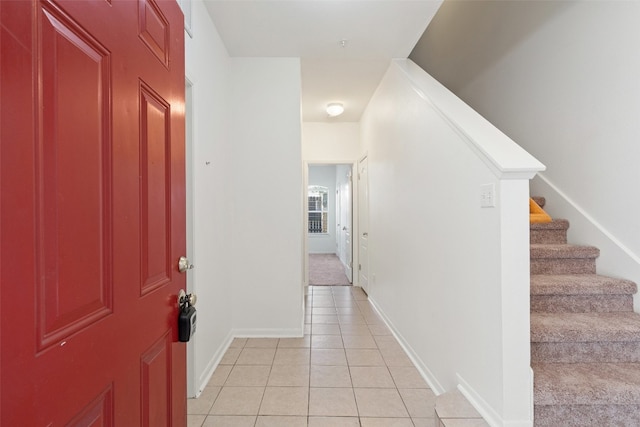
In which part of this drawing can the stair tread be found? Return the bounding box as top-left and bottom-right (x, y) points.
(530, 219), (569, 231)
(532, 196), (546, 208)
(531, 244), (599, 259)
(531, 312), (640, 342)
(531, 274), (637, 296)
(533, 362), (640, 406)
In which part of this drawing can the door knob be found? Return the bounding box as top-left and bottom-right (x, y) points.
(178, 289), (197, 307)
(178, 256), (194, 273)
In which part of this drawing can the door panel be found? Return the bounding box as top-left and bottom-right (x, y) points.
(140, 82), (172, 295)
(1, 0), (186, 425)
(66, 385), (114, 427)
(141, 332), (172, 427)
(37, 1), (113, 350)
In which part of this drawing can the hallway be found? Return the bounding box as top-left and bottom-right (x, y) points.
(187, 286), (435, 426)
(309, 255), (351, 286)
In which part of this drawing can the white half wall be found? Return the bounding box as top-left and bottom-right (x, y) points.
(184, 0), (234, 396)
(229, 57), (304, 335)
(360, 59), (542, 426)
(308, 165), (337, 254)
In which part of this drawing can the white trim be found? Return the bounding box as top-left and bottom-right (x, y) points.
(456, 375), (501, 427)
(177, 0), (193, 38)
(393, 60), (545, 180)
(185, 76), (197, 398)
(536, 173), (640, 266)
(303, 160), (359, 287)
(457, 374), (533, 427)
(193, 330), (234, 397)
(367, 296), (445, 394)
(193, 326), (304, 397)
(232, 328), (304, 339)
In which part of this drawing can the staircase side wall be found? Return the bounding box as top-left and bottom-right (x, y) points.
(360, 60), (540, 427)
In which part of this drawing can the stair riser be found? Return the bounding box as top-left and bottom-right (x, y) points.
(530, 229), (567, 245)
(532, 341), (640, 363)
(531, 295), (634, 313)
(534, 404), (640, 427)
(531, 259), (596, 275)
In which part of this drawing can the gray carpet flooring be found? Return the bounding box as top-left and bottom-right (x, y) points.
(309, 254), (351, 286)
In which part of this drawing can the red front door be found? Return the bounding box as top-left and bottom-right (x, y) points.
(1, 0), (187, 425)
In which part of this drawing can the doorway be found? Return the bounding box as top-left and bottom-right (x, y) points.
(306, 163), (354, 286)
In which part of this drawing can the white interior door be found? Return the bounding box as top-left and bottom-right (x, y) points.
(336, 186), (342, 256)
(342, 170), (353, 282)
(358, 157), (369, 292)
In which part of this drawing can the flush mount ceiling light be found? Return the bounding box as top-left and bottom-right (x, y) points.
(326, 103), (344, 117)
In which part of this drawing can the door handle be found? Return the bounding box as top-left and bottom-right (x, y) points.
(363, 232), (368, 237)
(178, 289), (197, 308)
(178, 256), (194, 273)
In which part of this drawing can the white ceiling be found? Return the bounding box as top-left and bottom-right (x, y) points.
(203, 0), (443, 122)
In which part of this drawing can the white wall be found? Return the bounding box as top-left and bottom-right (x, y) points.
(185, 4), (304, 395)
(410, 1), (640, 309)
(308, 165), (337, 254)
(229, 58), (304, 336)
(360, 60), (542, 426)
(185, 0), (233, 396)
(302, 122), (360, 162)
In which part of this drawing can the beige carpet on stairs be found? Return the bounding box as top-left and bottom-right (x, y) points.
(530, 196), (640, 426)
(309, 254), (351, 286)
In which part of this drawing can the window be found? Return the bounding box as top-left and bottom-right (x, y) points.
(308, 186), (328, 233)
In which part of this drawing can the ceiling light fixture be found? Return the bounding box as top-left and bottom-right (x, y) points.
(326, 103), (344, 117)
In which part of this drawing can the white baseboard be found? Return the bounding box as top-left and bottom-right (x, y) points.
(532, 175), (640, 312)
(366, 296), (445, 394)
(368, 296), (535, 427)
(193, 327), (304, 397)
(232, 328), (304, 338)
(457, 374), (533, 427)
(194, 330), (234, 397)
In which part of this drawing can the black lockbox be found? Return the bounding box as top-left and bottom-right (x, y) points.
(179, 305), (197, 342)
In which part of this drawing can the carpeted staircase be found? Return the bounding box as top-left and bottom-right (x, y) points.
(530, 197), (640, 425)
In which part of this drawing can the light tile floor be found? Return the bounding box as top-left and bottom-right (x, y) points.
(188, 286), (436, 427)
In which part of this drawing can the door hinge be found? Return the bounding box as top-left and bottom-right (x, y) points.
(349, 261), (353, 268)
(358, 264), (361, 271)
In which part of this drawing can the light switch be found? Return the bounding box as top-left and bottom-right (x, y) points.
(480, 183), (495, 208)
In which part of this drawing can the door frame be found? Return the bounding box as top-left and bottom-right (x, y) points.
(185, 76), (196, 397)
(303, 160), (359, 291)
